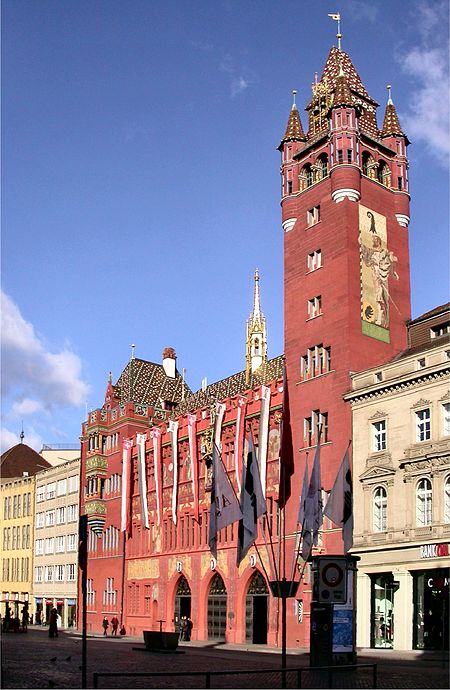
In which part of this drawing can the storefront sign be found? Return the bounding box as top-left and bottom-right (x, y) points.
(427, 576), (449, 590)
(420, 543), (449, 559)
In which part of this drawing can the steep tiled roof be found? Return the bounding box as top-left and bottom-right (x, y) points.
(1, 444), (51, 479)
(114, 358), (192, 407)
(381, 101), (404, 137)
(321, 47), (372, 101)
(333, 72), (354, 107)
(173, 355), (284, 417)
(279, 105), (306, 149)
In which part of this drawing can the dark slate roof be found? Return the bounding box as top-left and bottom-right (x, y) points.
(173, 355), (284, 416)
(407, 302), (450, 325)
(1, 444), (51, 480)
(114, 358), (192, 407)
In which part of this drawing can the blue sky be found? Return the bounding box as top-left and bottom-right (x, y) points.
(2, 0), (449, 452)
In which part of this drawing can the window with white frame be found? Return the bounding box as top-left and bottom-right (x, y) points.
(36, 512), (44, 529)
(308, 295), (322, 319)
(307, 249), (322, 272)
(416, 478), (433, 526)
(300, 344), (331, 380)
(307, 205), (320, 226)
(443, 403), (450, 437)
(45, 537), (54, 554)
(67, 504), (78, 522)
(416, 408), (431, 442)
(55, 535), (65, 553)
(87, 578), (95, 606)
(47, 483), (56, 499)
(34, 566), (43, 583)
(444, 476), (450, 524)
(373, 486), (387, 532)
(103, 577), (117, 607)
(36, 485), (45, 503)
(35, 539), (44, 555)
(57, 479), (67, 496)
(45, 565), (54, 582)
(68, 475), (79, 493)
(45, 510), (55, 527)
(372, 420), (387, 452)
(67, 563), (76, 581)
(55, 565), (65, 582)
(304, 410), (328, 446)
(56, 506), (66, 524)
(67, 534), (77, 552)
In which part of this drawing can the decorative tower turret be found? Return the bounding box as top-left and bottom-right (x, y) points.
(279, 26), (412, 648)
(245, 269), (267, 384)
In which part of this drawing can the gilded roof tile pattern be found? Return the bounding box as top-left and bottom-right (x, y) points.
(280, 106), (306, 147)
(381, 102), (404, 137)
(114, 358), (191, 406)
(173, 355), (284, 417)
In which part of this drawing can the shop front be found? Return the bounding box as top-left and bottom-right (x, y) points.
(413, 567), (449, 650)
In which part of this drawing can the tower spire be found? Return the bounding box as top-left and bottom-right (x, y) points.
(381, 84), (406, 138)
(328, 13), (342, 51)
(245, 269), (267, 384)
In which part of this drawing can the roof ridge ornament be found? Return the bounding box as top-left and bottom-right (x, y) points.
(292, 89), (297, 110)
(328, 12), (342, 51)
(386, 84), (393, 105)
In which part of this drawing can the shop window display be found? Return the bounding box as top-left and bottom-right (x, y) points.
(371, 574), (397, 648)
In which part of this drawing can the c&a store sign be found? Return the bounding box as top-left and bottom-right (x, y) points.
(420, 543), (449, 559)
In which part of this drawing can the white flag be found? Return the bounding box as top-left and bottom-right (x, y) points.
(328, 13), (340, 20)
(168, 420), (179, 525)
(324, 449), (353, 554)
(136, 433), (149, 529)
(258, 385), (271, 497)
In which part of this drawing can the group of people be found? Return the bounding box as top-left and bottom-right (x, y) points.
(1, 602), (29, 633)
(178, 616), (193, 641)
(102, 616), (123, 636)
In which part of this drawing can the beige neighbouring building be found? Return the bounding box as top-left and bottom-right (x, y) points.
(33, 456), (80, 628)
(345, 304), (450, 651)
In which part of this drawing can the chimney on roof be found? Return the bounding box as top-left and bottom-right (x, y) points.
(162, 347), (176, 378)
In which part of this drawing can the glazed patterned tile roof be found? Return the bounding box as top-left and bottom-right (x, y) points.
(320, 46), (373, 101)
(279, 105), (306, 148)
(114, 358), (192, 407)
(172, 355), (285, 417)
(381, 102), (404, 137)
(1, 443), (51, 480)
(333, 73), (354, 107)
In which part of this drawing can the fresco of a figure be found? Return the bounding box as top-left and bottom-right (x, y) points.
(359, 205), (399, 341)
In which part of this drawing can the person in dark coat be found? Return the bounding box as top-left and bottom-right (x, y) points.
(186, 617), (193, 641)
(49, 608), (58, 638)
(21, 603), (29, 632)
(102, 617), (109, 636)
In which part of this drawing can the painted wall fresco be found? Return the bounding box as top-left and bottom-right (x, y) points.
(359, 204), (399, 343)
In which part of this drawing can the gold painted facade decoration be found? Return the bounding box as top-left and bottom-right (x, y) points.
(85, 455), (108, 477)
(128, 558), (160, 580)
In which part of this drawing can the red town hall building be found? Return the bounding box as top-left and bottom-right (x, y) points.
(79, 41), (412, 647)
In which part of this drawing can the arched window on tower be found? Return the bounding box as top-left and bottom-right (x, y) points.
(317, 154), (329, 179)
(373, 486), (387, 532)
(378, 160), (391, 188)
(362, 151), (376, 179)
(416, 478), (432, 526)
(301, 164), (313, 189)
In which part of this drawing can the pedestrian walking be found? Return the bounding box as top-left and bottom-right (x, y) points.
(4, 605), (11, 632)
(49, 608), (58, 638)
(21, 603), (29, 632)
(186, 617), (193, 641)
(102, 616), (109, 636)
(111, 616), (119, 636)
(180, 616), (187, 641)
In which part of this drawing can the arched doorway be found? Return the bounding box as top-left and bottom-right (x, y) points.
(207, 574), (227, 640)
(245, 571), (269, 644)
(174, 575), (191, 626)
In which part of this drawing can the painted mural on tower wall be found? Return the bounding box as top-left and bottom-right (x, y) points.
(359, 204), (399, 343)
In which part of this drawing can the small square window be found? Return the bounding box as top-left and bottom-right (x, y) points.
(374, 372), (383, 383)
(307, 205), (320, 227)
(417, 358), (426, 370)
(347, 149), (353, 163)
(307, 250), (322, 272)
(287, 180), (293, 194)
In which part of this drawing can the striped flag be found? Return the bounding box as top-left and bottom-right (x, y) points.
(209, 444), (242, 559)
(136, 433), (149, 529)
(151, 428), (162, 526)
(121, 438), (133, 535)
(259, 385), (271, 498)
(187, 414), (199, 523)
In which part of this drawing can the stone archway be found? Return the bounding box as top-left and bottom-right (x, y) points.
(245, 571), (269, 644)
(174, 575), (191, 627)
(207, 574), (227, 640)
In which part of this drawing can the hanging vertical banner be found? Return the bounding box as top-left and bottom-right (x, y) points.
(121, 438), (133, 535)
(187, 414), (199, 523)
(168, 420), (179, 524)
(259, 385), (271, 497)
(151, 427), (162, 526)
(234, 396), (247, 493)
(136, 433), (150, 529)
(214, 402), (226, 450)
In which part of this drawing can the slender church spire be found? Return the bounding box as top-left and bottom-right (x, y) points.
(381, 84), (405, 137)
(245, 269), (267, 384)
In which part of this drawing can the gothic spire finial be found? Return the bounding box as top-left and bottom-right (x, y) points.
(20, 423), (24, 444)
(131, 344), (135, 360)
(292, 89), (297, 110)
(387, 84), (393, 105)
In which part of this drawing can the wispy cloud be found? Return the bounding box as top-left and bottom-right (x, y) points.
(347, 0), (379, 23)
(219, 53), (256, 99)
(398, 1), (449, 166)
(1, 290), (90, 451)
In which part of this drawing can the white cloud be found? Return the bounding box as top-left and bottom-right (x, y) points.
(11, 398), (45, 416)
(1, 290), (90, 409)
(398, 1), (450, 166)
(0, 427), (43, 453)
(219, 53), (255, 98)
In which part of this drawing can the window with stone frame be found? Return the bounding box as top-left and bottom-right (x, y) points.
(444, 476), (450, 524)
(415, 408), (431, 442)
(416, 478), (433, 526)
(372, 420), (387, 452)
(443, 402), (450, 437)
(373, 486), (387, 532)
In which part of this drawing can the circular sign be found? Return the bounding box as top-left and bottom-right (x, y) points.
(322, 562), (344, 588)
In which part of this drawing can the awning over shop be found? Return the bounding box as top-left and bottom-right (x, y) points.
(56, 600), (64, 605)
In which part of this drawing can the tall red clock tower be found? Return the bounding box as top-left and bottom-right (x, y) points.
(279, 44), (412, 639)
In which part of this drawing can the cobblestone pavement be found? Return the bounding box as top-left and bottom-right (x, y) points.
(1, 626), (448, 689)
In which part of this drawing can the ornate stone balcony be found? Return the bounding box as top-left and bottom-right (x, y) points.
(85, 454), (108, 477)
